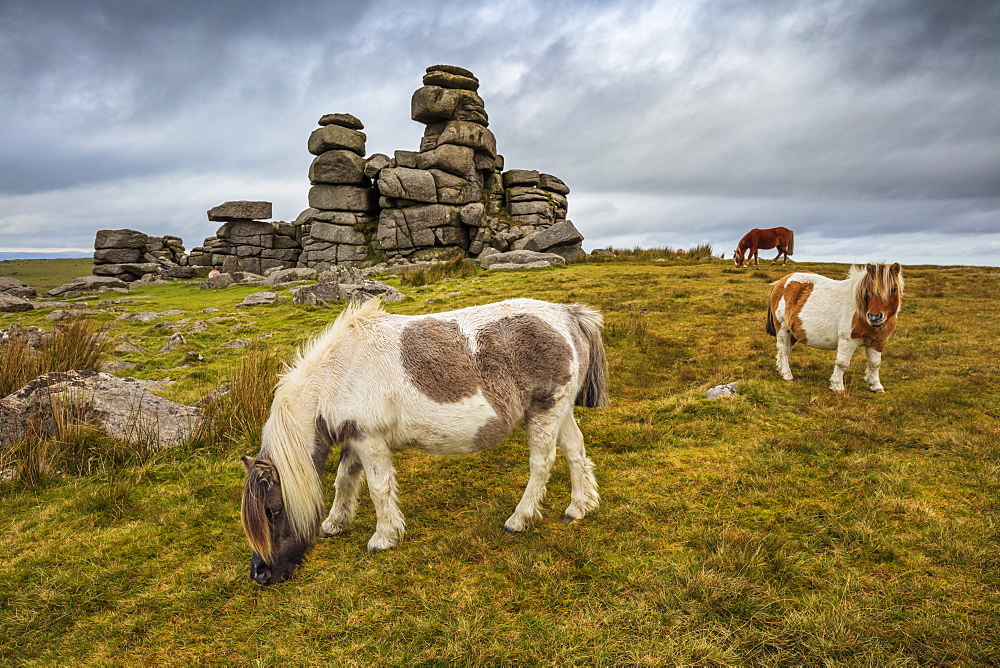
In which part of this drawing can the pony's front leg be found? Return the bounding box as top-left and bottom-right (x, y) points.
(557, 410), (599, 523)
(830, 339), (860, 392)
(319, 444), (364, 538)
(775, 326), (794, 381)
(504, 413), (560, 534)
(356, 439), (405, 552)
(864, 346), (885, 393)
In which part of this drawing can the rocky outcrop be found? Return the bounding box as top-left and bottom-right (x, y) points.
(48, 275), (130, 297)
(92, 229), (189, 281)
(0, 370), (199, 449)
(124, 65), (588, 274)
(0, 276), (36, 299)
(186, 201), (303, 275)
(291, 266), (403, 306)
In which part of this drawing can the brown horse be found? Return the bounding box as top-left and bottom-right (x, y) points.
(734, 227), (794, 267)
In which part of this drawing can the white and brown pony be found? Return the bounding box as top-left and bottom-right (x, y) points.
(766, 263), (903, 392)
(734, 227), (795, 267)
(241, 298), (608, 584)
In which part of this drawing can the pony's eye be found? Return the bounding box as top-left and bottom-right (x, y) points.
(890, 288), (897, 294)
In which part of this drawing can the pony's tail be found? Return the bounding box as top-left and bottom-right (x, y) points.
(570, 305), (609, 408)
(787, 230), (794, 256)
(765, 304), (776, 336)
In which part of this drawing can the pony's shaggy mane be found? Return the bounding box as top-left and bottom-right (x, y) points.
(848, 264), (904, 318)
(258, 298), (387, 545)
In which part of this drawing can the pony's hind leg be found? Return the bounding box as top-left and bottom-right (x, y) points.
(557, 411), (599, 523)
(864, 346), (885, 393)
(320, 444), (364, 538)
(355, 438), (405, 552)
(504, 411), (561, 534)
(775, 326), (794, 381)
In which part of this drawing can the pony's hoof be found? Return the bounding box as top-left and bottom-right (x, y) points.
(502, 526), (520, 536)
(872, 388), (886, 394)
(317, 532), (333, 539)
(561, 513), (581, 524)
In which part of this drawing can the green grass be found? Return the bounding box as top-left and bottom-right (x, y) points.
(0, 258), (94, 292)
(1, 258), (999, 663)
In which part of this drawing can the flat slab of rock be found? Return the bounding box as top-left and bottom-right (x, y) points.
(208, 201), (272, 222)
(48, 276), (129, 296)
(479, 250), (566, 270)
(0, 370), (199, 448)
(524, 220), (584, 253)
(239, 292), (280, 307)
(0, 276), (37, 298)
(0, 293), (34, 312)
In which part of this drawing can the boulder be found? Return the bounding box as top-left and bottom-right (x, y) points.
(422, 70), (480, 91)
(95, 229), (149, 249)
(208, 201), (272, 222)
(0, 370), (199, 449)
(431, 121), (496, 158)
(263, 267), (318, 285)
(309, 149), (368, 185)
(159, 332), (186, 352)
(0, 276), (36, 299)
(538, 173), (570, 195)
(307, 124), (366, 156)
(308, 221), (369, 246)
(377, 167), (438, 203)
(503, 170), (540, 188)
(48, 276), (129, 296)
(478, 250), (566, 270)
(239, 292), (280, 307)
(411, 86), (486, 125)
(364, 153), (392, 180)
(318, 113), (364, 129)
(523, 220), (585, 252)
(415, 143), (478, 179)
(0, 293), (34, 312)
(93, 247), (144, 264)
(308, 185), (378, 212)
(706, 382), (739, 399)
(200, 273), (234, 289)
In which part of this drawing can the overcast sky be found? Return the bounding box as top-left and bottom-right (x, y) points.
(1, 0), (997, 265)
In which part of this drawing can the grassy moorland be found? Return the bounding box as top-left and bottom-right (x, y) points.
(0, 258), (94, 292)
(1, 256), (998, 664)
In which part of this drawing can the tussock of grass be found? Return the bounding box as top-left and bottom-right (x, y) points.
(398, 255), (478, 286)
(592, 242), (715, 261)
(0, 318), (111, 396)
(195, 340), (282, 451)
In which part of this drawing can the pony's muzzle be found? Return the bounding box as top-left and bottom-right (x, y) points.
(866, 312), (886, 327)
(250, 554), (274, 585)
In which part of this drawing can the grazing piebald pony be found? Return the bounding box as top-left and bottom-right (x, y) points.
(766, 263), (903, 392)
(734, 227), (795, 267)
(241, 298), (608, 584)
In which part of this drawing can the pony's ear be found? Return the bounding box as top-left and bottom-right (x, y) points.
(241, 455), (255, 473)
(890, 262), (901, 275)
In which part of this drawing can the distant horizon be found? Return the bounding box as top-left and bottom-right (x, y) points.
(0, 246), (996, 268)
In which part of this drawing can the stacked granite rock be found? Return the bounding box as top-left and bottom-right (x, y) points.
(500, 169), (584, 260)
(187, 201), (301, 275)
(293, 114), (379, 270)
(374, 65), (500, 262)
(92, 229), (188, 281)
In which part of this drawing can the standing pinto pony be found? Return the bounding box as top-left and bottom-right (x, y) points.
(734, 227), (794, 267)
(241, 298), (608, 584)
(766, 263), (903, 392)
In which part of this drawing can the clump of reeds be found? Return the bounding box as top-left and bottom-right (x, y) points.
(590, 243), (715, 262)
(398, 255), (478, 286)
(195, 340), (283, 450)
(604, 305), (650, 353)
(0, 319), (111, 398)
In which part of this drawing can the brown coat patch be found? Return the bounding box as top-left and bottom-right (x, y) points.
(770, 277), (814, 344)
(400, 314), (574, 450)
(400, 318), (479, 403)
(851, 313), (897, 352)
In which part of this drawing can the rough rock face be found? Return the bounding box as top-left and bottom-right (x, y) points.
(0, 276), (37, 299)
(0, 293), (34, 312)
(0, 370), (199, 449)
(159, 65), (589, 272)
(48, 275), (130, 297)
(93, 229), (187, 281)
(291, 266), (403, 305)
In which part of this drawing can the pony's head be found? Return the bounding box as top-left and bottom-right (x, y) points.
(241, 456), (316, 584)
(733, 248), (745, 267)
(854, 263), (904, 328)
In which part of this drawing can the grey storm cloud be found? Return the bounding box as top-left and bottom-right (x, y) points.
(1, 0), (997, 264)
